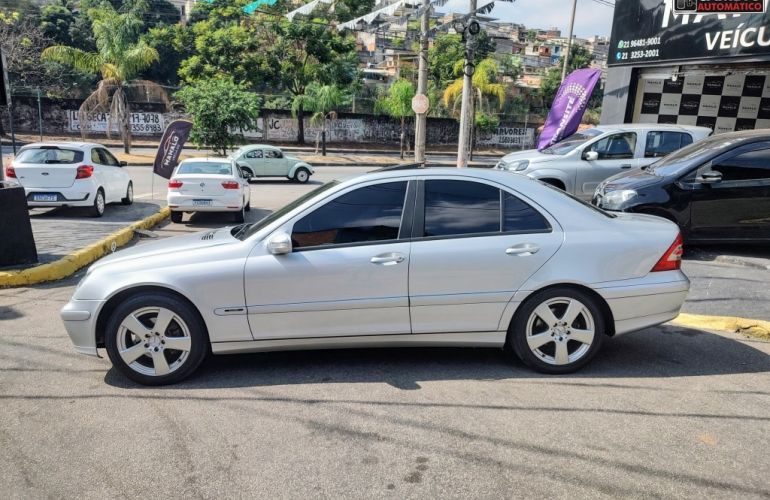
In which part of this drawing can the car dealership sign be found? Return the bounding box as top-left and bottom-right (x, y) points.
(609, 0), (770, 66)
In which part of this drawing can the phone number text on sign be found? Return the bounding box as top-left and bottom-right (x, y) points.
(67, 110), (164, 135)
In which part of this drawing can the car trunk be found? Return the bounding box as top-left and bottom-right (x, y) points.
(174, 175), (232, 197)
(14, 163), (79, 189)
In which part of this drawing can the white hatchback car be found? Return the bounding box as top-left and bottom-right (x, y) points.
(62, 168), (689, 385)
(5, 142), (133, 217)
(167, 158), (252, 223)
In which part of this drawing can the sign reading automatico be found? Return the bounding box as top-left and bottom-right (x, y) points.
(675, 0), (766, 14)
(609, 0), (770, 66)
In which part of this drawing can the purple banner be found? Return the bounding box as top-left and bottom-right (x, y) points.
(153, 120), (193, 179)
(537, 68), (602, 151)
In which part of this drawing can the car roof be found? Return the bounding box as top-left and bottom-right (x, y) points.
(591, 124), (712, 133)
(178, 157), (232, 163)
(21, 141), (105, 150)
(242, 144), (280, 149)
(345, 166), (540, 187)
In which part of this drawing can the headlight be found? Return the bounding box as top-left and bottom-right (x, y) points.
(499, 160), (529, 172)
(600, 189), (637, 210)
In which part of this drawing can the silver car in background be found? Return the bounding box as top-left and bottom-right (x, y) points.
(496, 124), (712, 199)
(61, 168), (688, 385)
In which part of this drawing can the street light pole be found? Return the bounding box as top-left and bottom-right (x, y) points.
(456, 0), (477, 168)
(561, 0), (578, 81)
(414, 0), (430, 164)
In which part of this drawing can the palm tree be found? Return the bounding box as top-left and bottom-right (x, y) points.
(292, 84), (348, 156)
(443, 58), (506, 158)
(375, 78), (415, 160)
(41, 2), (167, 153)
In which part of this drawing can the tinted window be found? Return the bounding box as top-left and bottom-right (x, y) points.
(17, 148), (83, 164)
(98, 148), (120, 166)
(292, 181), (407, 249)
(712, 148), (770, 182)
(177, 162), (233, 175)
(541, 128), (603, 155)
(503, 192), (550, 232)
(424, 180), (500, 237)
(246, 150), (263, 159)
(645, 132), (693, 158)
(265, 149), (282, 159)
(588, 132), (637, 160)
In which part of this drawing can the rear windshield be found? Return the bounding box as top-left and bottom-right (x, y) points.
(16, 148), (83, 164)
(177, 162), (232, 175)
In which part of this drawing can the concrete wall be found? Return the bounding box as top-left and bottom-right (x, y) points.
(2, 98), (541, 149)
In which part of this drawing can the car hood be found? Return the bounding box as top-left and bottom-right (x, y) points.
(600, 168), (662, 192)
(285, 155), (302, 163)
(88, 227), (237, 272)
(500, 149), (563, 164)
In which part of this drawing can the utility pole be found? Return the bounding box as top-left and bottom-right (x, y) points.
(561, 0), (578, 81)
(456, 0), (478, 168)
(37, 87), (43, 142)
(413, 0), (430, 164)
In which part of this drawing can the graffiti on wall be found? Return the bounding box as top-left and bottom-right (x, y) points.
(477, 126), (536, 148)
(67, 110), (164, 135)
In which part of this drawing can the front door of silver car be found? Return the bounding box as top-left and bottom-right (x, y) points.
(243, 180), (413, 339)
(407, 178), (563, 334)
(576, 132), (640, 198)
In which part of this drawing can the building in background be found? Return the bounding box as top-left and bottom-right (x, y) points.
(602, 0), (770, 133)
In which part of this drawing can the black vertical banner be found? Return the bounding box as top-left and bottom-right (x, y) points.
(153, 120), (193, 179)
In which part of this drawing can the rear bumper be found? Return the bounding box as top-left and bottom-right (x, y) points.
(168, 193), (244, 212)
(24, 187), (92, 207)
(60, 298), (103, 356)
(594, 271), (690, 335)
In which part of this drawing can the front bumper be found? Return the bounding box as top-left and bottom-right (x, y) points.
(60, 298), (104, 356)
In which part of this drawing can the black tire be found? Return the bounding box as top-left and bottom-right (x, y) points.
(242, 167), (254, 183)
(245, 200), (251, 212)
(234, 205), (245, 223)
(104, 292), (209, 386)
(508, 287), (605, 374)
(170, 211), (183, 223)
(293, 167), (310, 183)
(89, 188), (105, 217)
(541, 179), (566, 191)
(121, 182), (133, 205)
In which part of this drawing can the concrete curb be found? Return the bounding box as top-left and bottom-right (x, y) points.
(0, 207), (170, 288)
(671, 313), (770, 340)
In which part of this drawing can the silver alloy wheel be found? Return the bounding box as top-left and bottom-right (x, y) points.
(296, 169), (309, 182)
(116, 306), (193, 377)
(525, 297), (595, 366)
(96, 191), (105, 214)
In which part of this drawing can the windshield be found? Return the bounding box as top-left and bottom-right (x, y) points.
(177, 162), (232, 175)
(16, 147), (83, 164)
(233, 181), (340, 240)
(541, 128), (603, 155)
(647, 134), (741, 176)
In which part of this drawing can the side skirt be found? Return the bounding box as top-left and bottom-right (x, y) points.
(211, 331), (507, 355)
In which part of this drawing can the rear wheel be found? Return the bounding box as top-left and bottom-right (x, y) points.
(293, 168), (310, 183)
(234, 205), (245, 223)
(245, 200), (251, 212)
(104, 292), (208, 385)
(170, 211), (183, 223)
(509, 287), (605, 374)
(121, 182), (133, 205)
(89, 188), (105, 217)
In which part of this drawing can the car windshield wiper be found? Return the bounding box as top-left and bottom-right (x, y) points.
(231, 223), (252, 239)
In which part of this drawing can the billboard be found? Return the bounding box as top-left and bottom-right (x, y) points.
(609, 0), (770, 66)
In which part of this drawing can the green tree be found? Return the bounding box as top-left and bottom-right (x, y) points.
(292, 83), (348, 156)
(141, 23), (192, 86)
(41, 1), (166, 153)
(539, 45), (596, 108)
(375, 79), (415, 159)
(177, 78), (262, 156)
(428, 33), (496, 89)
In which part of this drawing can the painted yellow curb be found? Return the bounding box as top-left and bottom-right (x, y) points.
(671, 313), (770, 340)
(0, 207), (170, 288)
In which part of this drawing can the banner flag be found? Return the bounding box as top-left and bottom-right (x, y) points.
(538, 68), (602, 150)
(153, 120), (193, 180)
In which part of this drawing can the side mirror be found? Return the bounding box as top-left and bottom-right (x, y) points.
(267, 231), (292, 255)
(697, 171), (722, 184)
(582, 151), (599, 161)
(119, 160), (128, 167)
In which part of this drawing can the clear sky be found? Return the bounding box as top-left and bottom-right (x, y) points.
(440, 0), (616, 38)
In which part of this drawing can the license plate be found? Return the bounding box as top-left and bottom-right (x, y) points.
(192, 199), (212, 206)
(33, 194), (57, 202)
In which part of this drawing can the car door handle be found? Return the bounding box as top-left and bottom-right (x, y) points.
(370, 253), (406, 266)
(621, 164), (633, 169)
(506, 244), (540, 256)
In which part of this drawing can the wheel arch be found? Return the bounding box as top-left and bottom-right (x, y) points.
(95, 285), (210, 348)
(505, 283), (616, 348)
(289, 163), (312, 177)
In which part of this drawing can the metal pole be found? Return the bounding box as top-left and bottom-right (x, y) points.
(37, 87), (43, 142)
(414, 0), (429, 164)
(561, 0), (578, 81)
(456, 0), (478, 168)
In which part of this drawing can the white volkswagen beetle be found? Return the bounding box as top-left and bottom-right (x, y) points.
(61, 168), (689, 385)
(229, 145), (314, 183)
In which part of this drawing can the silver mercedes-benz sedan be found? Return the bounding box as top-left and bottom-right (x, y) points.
(61, 168), (689, 385)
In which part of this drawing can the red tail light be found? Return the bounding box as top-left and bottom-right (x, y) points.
(5, 165), (16, 178)
(75, 165), (94, 179)
(221, 181), (239, 189)
(168, 180), (183, 189)
(651, 233), (683, 272)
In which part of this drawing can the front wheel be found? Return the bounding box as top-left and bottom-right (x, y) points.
(293, 168), (310, 183)
(509, 287), (605, 374)
(104, 292), (209, 385)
